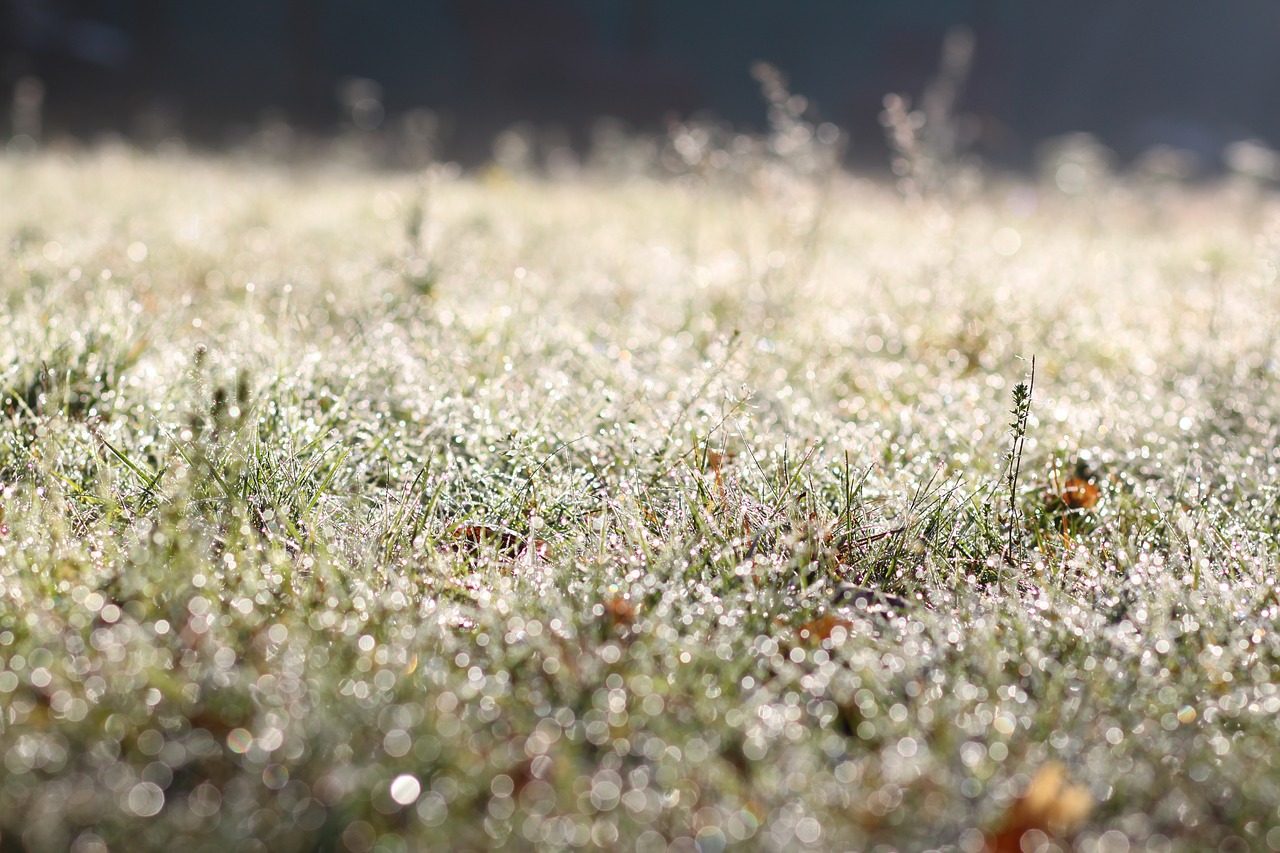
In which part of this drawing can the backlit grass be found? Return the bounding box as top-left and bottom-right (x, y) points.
(2, 143), (1280, 852)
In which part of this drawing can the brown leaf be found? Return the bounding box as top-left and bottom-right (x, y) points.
(1059, 476), (1100, 510)
(985, 762), (1093, 853)
(704, 448), (732, 506)
(450, 524), (523, 555)
(522, 538), (550, 562)
(794, 614), (854, 647)
(601, 596), (638, 633)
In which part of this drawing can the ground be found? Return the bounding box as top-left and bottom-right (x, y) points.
(1, 141), (1280, 852)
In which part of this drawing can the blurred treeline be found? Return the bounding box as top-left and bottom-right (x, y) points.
(4, 0), (1280, 169)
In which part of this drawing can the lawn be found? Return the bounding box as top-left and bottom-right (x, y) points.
(2, 138), (1280, 852)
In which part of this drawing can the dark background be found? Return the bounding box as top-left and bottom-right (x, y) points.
(5, 0), (1280, 169)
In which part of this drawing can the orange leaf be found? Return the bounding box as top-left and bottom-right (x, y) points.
(985, 762), (1092, 853)
(1060, 476), (1100, 510)
(450, 524), (523, 555)
(523, 538), (550, 562)
(794, 614), (854, 647)
(602, 596), (638, 632)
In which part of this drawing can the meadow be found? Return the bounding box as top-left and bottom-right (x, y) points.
(2, 128), (1280, 852)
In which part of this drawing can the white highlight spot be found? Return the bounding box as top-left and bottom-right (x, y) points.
(390, 774), (421, 806)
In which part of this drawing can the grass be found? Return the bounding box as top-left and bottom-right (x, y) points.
(2, 139), (1280, 853)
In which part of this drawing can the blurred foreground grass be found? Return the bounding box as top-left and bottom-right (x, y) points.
(2, 146), (1280, 852)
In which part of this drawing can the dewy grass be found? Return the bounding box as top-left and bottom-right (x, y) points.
(1, 143), (1280, 852)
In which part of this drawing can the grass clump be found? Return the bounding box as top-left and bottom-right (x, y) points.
(1, 142), (1280, 852)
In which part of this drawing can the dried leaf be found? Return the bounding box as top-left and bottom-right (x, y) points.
(522, 538), (550, 562)
(602, 596), (638, 632)
(450, 524), (523, 555)
(985, 762), (1093, 853)
(794, 614), (854, 646)
(704, 448), (732, 505)
(1059, 476), (1100, 510)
